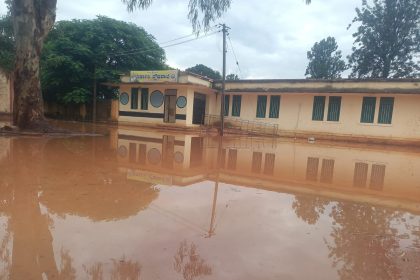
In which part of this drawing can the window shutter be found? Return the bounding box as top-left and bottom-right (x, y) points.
(378, 97), (394, 124)
(141, 88), (149, 110)
(312, 96), (326, 121)
(256, 96), (267, 118)
(269, 96), (281, 118)
(360, 97), (376, 123)
(327, 96), (341, 121)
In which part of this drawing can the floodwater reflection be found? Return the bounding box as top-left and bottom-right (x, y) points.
(0, 124), (419, 279)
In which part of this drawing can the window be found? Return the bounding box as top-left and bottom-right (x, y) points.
(138, 144), (146, 165)
(232, 95), (242, 117)
(320, 159), (335, 183)
(129, 143), (137, 162)
(120, 92), (129, 105)
(370, 164), (385, 190)
(150, 90), (164, 108)
(141, 88), (149, 110)
(378, 97), (394, 124)
(327, 96), (341, 122)
(360, 97), (376, 123)
(224, 95), (230, 116)
(131, 88), (139, 109)
(312, 96), (326, 121)
(264, 153), (275, 175)
(227, 149), (237, 170)
(252, 152), (262, 173)
(353, 162), (368, 188)
(269, 96), (281, 118)
(306, 157), (319, 181)
(256, 96), (267, 118)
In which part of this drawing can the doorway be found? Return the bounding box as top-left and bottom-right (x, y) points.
(164, 89), (177, 123)
(192, 93), (206, 125)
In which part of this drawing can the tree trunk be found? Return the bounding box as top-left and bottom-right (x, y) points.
(12, 0), (57, 129)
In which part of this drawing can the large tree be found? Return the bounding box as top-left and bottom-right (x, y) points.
(9, 0), (233, 130)
(305, 36), (347, 79)
(41, 16), (166, 105)
(348, 0), (420, 78)
(186, 64), (222, 80)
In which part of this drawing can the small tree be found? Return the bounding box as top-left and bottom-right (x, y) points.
(305, 36), (347, 79)
(226, 73), (239, 80)
(186, 64), (221, 80)
(348, 0), (420, 78)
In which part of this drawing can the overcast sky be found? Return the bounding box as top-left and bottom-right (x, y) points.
(0, 0), (361, 78)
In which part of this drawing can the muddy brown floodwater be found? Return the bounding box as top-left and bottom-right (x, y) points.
(0, 121), (420, 279)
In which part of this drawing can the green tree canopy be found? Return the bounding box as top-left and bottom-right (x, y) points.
(348, 0), (420, 78)
(0, 14), (14, 74)
(186, 64), (221, 80)
(41, 16), (166, 104)
(226, 73), (239, 80)
(305, 36), (347, 79)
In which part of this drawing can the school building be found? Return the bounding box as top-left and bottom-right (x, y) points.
(114, 70), (420, 143)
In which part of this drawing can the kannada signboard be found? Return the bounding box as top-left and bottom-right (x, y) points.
(130, 70), (179, 83)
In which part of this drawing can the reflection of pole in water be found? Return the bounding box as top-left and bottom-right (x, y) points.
(207, 136), (222, 238)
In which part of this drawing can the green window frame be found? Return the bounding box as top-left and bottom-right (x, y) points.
(378, 97), (394, 124)
(131, 88), (139, 109)
(232, 95), (242, 117)
(224, 95), (230, 116)
(360, 97), (376, 123)
(312, 96), (325, 121)
(269, 96), (281, 118)
(327, 96), (342, 122)
(140, 88), (149, 110)
(256, 95), (267, 118)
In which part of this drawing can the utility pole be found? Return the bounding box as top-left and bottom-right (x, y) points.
(220, 24), (228, 136)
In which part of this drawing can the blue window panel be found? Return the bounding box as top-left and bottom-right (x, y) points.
(327, 96), (341, 122)
(360, 97), (376, 123)
(224, 95), (230, 116)
(232, 95), (242, 117)
(378, 97), (394, 124)
(312, 96), (325, 121)
(269, 96), (281, 118)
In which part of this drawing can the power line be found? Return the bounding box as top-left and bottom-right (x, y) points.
(110, 25), (219, 56)
(111, 30), (221, 57)
(227, 34), (242, 78)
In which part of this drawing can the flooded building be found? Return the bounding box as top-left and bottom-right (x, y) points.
(114, 72), (420, 144)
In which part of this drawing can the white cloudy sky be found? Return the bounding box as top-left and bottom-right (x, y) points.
(0, 0), (361, 78)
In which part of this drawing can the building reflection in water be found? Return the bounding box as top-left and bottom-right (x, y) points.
(0, 127), (419, 279)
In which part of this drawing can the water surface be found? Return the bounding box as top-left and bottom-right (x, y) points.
(0, 123), (419, 279)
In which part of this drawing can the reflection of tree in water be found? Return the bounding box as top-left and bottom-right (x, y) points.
(0, 137), (155, 279)
(174, 240), (212, 280)
(326, 203), (402, 280)
(292, 194), (329, 225)
(84, 257), (141, 280)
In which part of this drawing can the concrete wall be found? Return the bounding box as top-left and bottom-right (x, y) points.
(0, 73), (11, 113)
(224, 92), (420, 140)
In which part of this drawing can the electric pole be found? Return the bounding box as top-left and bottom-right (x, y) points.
(220, 23), (228, 136)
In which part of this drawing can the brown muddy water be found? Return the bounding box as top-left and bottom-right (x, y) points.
(0, 121), (420, 279)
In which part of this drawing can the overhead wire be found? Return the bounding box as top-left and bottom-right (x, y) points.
(227, 34), (242, 78)
(109, 25), (220, 56)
